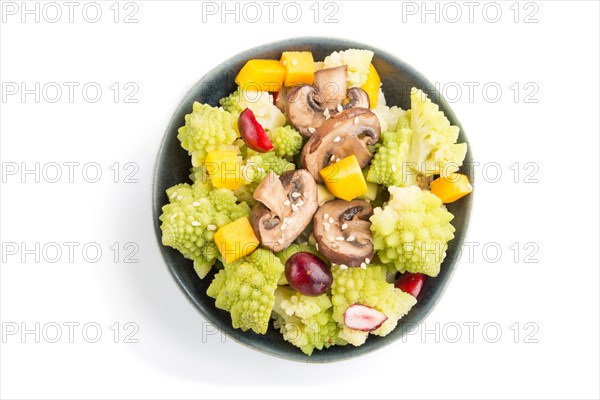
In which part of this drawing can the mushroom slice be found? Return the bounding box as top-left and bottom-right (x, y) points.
(313, 200), (374, 267)
(301, 108), (381, 183)
(251, 170), (318, 252)
(344, 87), (370, 110)
(286, 66), (372, 136)
(312, 65), (348, 110)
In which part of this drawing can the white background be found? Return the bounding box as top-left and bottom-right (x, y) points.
(1, 1), (599, 399)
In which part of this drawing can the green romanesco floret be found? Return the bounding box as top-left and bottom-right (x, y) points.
(206, 248), (284, 334)
(323, 49), (374, 87)
(407, 88), (467, 179)
(177, 102), (238, 167)
(367, 112), (413, 188)
(219, 88), (286, 131)
(331, 264), (416, 346)
(272, 287), (343, 355)
(159, 181), (251, 279)
(268, 125), (303, 159)
(244, 150), (296, 184)
(370, 186), (455, 277)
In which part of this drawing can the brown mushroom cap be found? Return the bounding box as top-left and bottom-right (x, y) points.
(251, 170), (318, 252)
(286, 66), (371, 136)
(313, 200), (374, 267)
(301, 108), (381, 183)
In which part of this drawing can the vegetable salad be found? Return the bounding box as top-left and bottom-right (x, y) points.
(160, 48), (472, 355)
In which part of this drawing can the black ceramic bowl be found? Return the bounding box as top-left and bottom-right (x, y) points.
(153, 37), (473, 363)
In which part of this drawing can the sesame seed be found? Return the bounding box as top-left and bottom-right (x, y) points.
(291, 204), (299, 212)
(283, 217), (289, 224)
(341, 223), (348, 230)
(340, 264), (348, 270)
(291, 58), (298, 66)
(392, 164), (397, 173)
(291, 192), (301, 198)
(328, 217), (334, 224)
(280, 224), (287, 231)
(170, 214), (177, 221)
(360, 263), (367, 270)
(308, 127), (316, 134)
(192, 221), (200, 227)
(170, 191), (178, 199)
(365, 258), (370, 264)
(284, 200), (291, 206)
(207, 224), (217, 231)
(336, 236), (344, 241)
(333, 136), (341, 143)
(192, 201), (200, 207)
(337, 104), (343, 112)
(176, 195), (183, 201)
(336, 158), (341, 162)
(297, 200), (304, 206)
(323, 108), (330, 117)
(315, 243), (319, 251)
(354, 116), (359, 124)
(282, 60), (287, 66)
(324, 223), (330, 232)
(330, 154), (336, 162)
(346, 235), (356, 242)
(278, 238), (285, 245)
(324, 213), (329, 219)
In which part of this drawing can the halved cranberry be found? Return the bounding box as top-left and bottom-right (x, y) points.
(395, 272), (426, 298)
(344, 304), (388, 331)
(238, 108), (274, 152)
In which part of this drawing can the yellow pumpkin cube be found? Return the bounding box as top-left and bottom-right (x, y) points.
(361, 64), (380, 109)
(320, 155), (368, 201)
(280, 51), (315, 86)
(214, 217), (259, 264)
(235, 59), (286, 92)
(430, 173), (473, 203)
(204, 150), (244, 190)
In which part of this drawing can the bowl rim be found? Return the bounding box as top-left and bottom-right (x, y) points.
(152, 36), (473, 363)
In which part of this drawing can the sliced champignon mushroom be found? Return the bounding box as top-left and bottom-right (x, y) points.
(312, 65), (348, 110)
(301, 108), (381, 183)
(313, 200), (374, 267)
(251, 170), (318, 252)
(286, 66), (371, 136)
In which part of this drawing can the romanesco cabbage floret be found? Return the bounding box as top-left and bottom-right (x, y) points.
(272, 287), (343, 355)
(408, 88), (467, 178)
(367, 113), (413, 188)
(370, 186), (455, 277)
(219, 88), (286, 131)
(159, 181), (251, 279)
(177, 102), (238, 167)
(243, 150), (295, 183)
(206, 249), (284, 334)
(323, 49), (374, 87)
(330, 264), (416, 346)
(268, 125), (303, 159)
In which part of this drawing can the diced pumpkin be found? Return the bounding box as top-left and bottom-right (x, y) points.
(204, 150), (244, 190)
(235, 59), (286, 92)
(430, 173), (473, 203)
(361, 64), (380, 108)
(280, 51), (315, 86)
(214, 217), (259, 264)
(319, 155), (368, 201)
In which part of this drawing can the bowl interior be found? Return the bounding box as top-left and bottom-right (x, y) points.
(152, 37), (473, 363)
